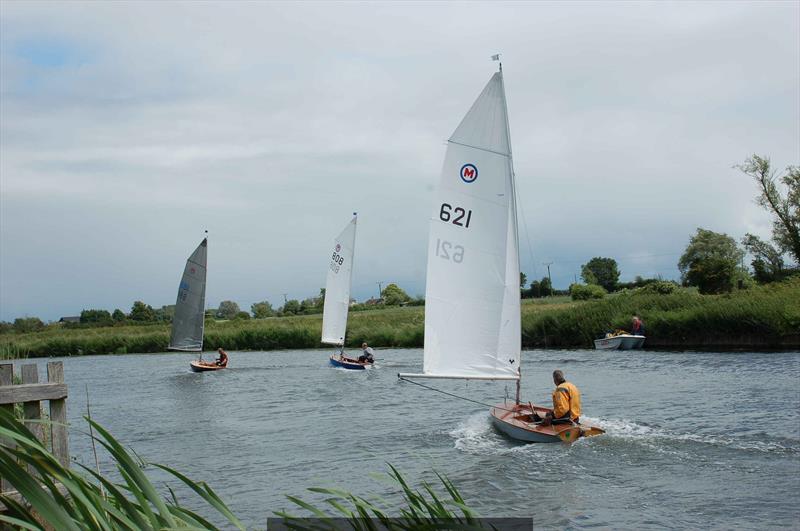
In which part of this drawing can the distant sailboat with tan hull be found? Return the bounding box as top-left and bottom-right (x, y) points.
(399, 62), (603, 443)
(167, 234), (225, 372)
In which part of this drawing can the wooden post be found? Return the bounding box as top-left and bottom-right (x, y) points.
(0, 363), (13, 494)
(47, 362), (68, 468)
(21, 364), (43, 444)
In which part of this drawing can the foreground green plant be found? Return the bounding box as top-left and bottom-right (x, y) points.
(0, 408), (245, 530)
(0, 411), (482, 530)
(277, 464), (483, 530)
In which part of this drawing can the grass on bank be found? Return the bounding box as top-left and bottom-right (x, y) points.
(0, 410), (480, 530)
(1, 279), (798, 357)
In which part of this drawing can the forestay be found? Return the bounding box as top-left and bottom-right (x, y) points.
(168, 238), (208, 352)
(411, 71), (520, 380)
(321, 215), (358, 345)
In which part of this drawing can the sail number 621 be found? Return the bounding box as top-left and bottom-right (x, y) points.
(439, 203), (472, 228)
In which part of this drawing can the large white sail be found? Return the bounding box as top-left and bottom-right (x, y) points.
(168, 238), (207, 352)
(412, 70), (520, 380)
(321, 215), (357, 345)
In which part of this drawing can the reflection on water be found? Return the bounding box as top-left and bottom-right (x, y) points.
(24, 348), (798, 529)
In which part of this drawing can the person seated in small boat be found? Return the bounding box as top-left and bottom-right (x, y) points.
(631, 315), (645, 336)
(215, 348), (228, 367)
(358, 342), (374, 363)
(536, 370), (581, 426)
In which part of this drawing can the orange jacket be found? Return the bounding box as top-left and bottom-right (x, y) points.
(552, 381), (581, 420)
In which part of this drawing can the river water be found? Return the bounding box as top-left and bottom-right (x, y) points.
(39, 349), (800, 529)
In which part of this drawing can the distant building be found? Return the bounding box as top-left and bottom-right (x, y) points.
(58, 316), (80, 324)
(364, 298), (384, 306)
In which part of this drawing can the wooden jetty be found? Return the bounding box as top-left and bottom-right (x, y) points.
(0, 361), (69, 508)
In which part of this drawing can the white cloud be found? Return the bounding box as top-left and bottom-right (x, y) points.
(1, 1), (797, 320)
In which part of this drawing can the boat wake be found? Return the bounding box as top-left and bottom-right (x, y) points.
(449, 412), (549, 455)
(591, 417), (799, 455)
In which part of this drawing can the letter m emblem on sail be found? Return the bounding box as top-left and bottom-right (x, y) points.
(460, 163), (478, 183)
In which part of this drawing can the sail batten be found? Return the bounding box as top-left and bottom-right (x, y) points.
(168, 238), (207, 352)
(420, 70), (520, 380)
(321, 216), (357, 345)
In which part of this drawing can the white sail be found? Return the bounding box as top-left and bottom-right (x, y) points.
(168, 238), (207, 352)
(413, 70), (520, 380)
(321, 215), (357, 345)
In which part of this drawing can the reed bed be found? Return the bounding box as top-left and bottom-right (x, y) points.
(1, 279), (797, 357)
(0, 411), (478, 530)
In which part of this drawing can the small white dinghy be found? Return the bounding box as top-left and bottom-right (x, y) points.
(594, 333), (645, 350)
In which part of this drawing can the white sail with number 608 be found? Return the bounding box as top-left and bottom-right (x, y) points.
(322, 214), (358, 346)
(416, 71), (520, 380)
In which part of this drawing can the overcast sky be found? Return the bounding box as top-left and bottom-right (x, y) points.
(1, 1), (798, 321)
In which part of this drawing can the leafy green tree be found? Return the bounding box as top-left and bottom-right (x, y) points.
(234, 311), (251, 320)
(129, 301), (156, 322)
(520, 272), (527, 290)
(216, 300), (240, 320)
(678, 228), (746, 294)
(281, 299), (301, 315)
(382, 283), (411, 306)
(111, 309), (126, 323)
(528, 276), (552, 298)
(317, 288), (326, 307)
(251, 301), (274, 319)
(540, 276), (553, 297)
(13, 317), (45, 333)
(685, 256), (738, 294)
(736, 155), (800, 264)
(80, 309), (112, 325)
(529, 279), (540, 298)
(581, 257), (620, 292)
(741, 234), (786, 283)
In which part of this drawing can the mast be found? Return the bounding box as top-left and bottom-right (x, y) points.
(497, 60), (524, 395)
(199, 230), (207, 361)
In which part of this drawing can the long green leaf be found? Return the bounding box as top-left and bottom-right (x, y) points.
(0, 451), (80, 531)
(88, 419), (175, 528)
(151, 462), (246, 530)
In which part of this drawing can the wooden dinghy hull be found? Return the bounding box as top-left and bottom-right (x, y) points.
(490, 403), (604, 444)
(189, 361), (226, 373)
(329, 354), (372, 370)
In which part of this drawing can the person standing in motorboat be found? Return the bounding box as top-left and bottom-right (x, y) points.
(358, 342), (374, 363)
(631, 315), (645, 336)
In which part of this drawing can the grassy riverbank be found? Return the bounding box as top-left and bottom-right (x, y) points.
(1, 278), (798, 358)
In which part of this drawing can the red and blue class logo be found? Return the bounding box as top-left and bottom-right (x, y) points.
(460, 163), (478, 183)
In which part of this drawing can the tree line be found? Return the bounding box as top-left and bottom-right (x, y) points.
(520, 154), (798, 300)
(0, 283), (420, 334)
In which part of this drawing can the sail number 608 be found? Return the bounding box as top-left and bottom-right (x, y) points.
(330, 252), (345, 273)
(439, 203), (472, 228)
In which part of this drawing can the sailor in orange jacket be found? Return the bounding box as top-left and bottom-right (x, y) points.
(543, 370), (581, 425)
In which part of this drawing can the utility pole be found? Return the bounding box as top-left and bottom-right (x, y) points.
(282, 293), (288, 304)
(376, 281), (384, 300)
(542, 262), (553, 296)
